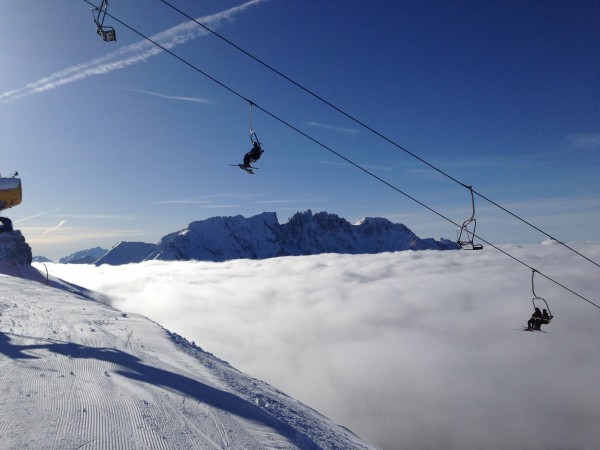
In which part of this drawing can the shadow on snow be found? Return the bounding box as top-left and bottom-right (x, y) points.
(0, 332), (319, 449)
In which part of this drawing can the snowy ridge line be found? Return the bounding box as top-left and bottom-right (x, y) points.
(95, 210), (456, 266)
(164, 329), (371, 449)
(159, 328), (327, 449)
(0, 260), (108, 305)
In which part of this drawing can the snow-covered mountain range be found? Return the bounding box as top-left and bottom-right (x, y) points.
(0, 230), (376, 449)
(58, 246), (108, 264)
(94, 210), (457, 266)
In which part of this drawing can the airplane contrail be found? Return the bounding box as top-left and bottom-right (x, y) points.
(119, 88), (214, 104)
(13, 208), (62, 224)
(0, 0), (267, 102)
(304, 121), (360, 136)
(42, 220), (68, 236)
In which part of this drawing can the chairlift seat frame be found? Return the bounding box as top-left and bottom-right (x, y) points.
(97, 26), (116, 42)
(532, 296), (553, 325)
(458, 239), (483, 251)
(457, 186), (483, 250)
(457, 217), (483, 250)
(92, 0), (116, 42)
(530, 270), (553, 326)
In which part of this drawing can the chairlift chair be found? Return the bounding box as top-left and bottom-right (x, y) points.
(92, 0), (117, 42)
(457, 186), (483, 250)
(98, 26), (116, 42)
(531, 270), (553, 325)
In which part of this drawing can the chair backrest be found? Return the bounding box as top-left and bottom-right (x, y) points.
(541, 316), (553, 325)
(100, 28), (116, 42)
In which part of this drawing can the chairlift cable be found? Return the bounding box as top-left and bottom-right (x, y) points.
(472, 189), (599, 270)
(249, 101), (253, 134)
(249, 101), (256, 137)
(79, 0), (600, 312)
(474, 237), (600, 310)
(531, 269), (540, 299)
(156, 0), (600, 272)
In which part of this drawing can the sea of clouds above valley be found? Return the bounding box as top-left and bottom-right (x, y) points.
(41, 242), (600, 449)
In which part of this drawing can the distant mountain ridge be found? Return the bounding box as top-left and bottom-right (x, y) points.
(58, 246), (108, 264)
(94, 210), (458, 266)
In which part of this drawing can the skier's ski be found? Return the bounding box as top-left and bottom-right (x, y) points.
(518, 326), (547, 333)
(230, 164), (258, 174)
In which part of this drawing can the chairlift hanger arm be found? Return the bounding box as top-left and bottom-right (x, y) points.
(466, 185), (476, 222)
(250, 131), (261, 146)
(457, 185), (482, 249)
(248, 101), (262, 146)
(531, 269), (553, 316)
(249, 101), (254, 133)
(92, 0), (116, 41)
(531, 269), (538, 298)
(92, 0), (109, 27)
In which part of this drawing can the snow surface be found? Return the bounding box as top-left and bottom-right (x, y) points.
(0, 263), (375, 449)
(41, 243), (600, 450)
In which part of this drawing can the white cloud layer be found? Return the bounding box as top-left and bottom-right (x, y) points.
(42, 219), (68, 236)
(42, 242), (600, 449)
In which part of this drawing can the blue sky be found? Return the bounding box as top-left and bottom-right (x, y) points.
(2, 0), (599, 259)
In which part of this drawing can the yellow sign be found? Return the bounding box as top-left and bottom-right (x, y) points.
(0, 177), (22, 211)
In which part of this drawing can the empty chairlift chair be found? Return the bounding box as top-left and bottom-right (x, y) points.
(457, 185), (483, 250)
(92, 0), (117, 42)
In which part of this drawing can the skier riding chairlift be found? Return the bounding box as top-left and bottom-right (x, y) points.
(243, 139), (264, 167)
(232, 102), (265, 174)
(526, 270), (554, 331)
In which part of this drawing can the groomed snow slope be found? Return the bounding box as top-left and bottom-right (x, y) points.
(0, 264), (375, 450)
